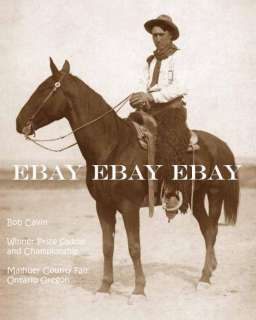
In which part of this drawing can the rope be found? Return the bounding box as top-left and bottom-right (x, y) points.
(25, 138), (77, 152)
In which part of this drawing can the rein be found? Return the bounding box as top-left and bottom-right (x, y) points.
(24, 74), (182, 153)
(23, 73), (130, 152)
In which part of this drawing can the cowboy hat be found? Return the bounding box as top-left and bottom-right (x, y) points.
(144, 14), (179, 41)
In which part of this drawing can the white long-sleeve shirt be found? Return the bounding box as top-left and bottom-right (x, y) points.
(137, 50), (187, 103)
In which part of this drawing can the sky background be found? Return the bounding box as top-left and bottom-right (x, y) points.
(0, 0), (256, 166)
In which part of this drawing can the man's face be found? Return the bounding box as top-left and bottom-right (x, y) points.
(151, 25), (172, 50)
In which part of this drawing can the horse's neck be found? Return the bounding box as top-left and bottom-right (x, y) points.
(67, 78), (124, 164)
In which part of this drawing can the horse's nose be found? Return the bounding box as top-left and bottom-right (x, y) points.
(16, 117), (22, 133)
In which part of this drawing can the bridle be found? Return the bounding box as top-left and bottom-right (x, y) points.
(23, 72), (130, 152)
(24, 72), (67, 137)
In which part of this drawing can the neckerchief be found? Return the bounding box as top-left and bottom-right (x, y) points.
(147, 43), (178, 88)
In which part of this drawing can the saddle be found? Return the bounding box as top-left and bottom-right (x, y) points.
(131, 110), (199, 153)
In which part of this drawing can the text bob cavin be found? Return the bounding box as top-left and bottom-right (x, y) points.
(13, 164), (241, 181)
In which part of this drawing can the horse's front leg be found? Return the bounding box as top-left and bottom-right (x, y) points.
(121, 202), (146, 296)
(96, 201), (116, 293)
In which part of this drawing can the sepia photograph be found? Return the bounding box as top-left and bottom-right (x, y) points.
(0, 1), (255, 319)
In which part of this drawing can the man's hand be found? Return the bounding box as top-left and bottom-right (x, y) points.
(129, 92), (154, 109)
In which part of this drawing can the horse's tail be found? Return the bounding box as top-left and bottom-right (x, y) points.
(223, 176), (240, 225)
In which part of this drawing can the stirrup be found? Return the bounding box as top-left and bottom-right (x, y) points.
(187, 131), (200, 152)
(160, 181), (183, 212)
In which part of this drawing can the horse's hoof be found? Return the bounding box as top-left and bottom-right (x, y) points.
(196, 281), (211, 291)
(128, 294), (147, 305)
(92, 292), (111, 303)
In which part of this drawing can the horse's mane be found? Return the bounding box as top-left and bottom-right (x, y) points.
(71, 75), (113, 112)
(68, 74), (135, 165)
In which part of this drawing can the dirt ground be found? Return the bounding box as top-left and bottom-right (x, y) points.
(0, 182), (255, 320)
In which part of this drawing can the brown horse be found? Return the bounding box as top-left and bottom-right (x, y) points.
(16, 59), (239, 299)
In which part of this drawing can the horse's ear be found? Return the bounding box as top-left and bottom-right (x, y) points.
(62, 60), (70, 73)
(49, 57), (59, 76)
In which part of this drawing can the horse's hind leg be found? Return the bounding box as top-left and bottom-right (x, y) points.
(121, 202), (146, 296)
(193, 188), (222, 284)
(207, 189), (223, 272)
(96, 201), (116, 293)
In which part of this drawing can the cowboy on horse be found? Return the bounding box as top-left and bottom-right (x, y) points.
(16, 23), (239, 296)
(129, 15), (193, 218)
